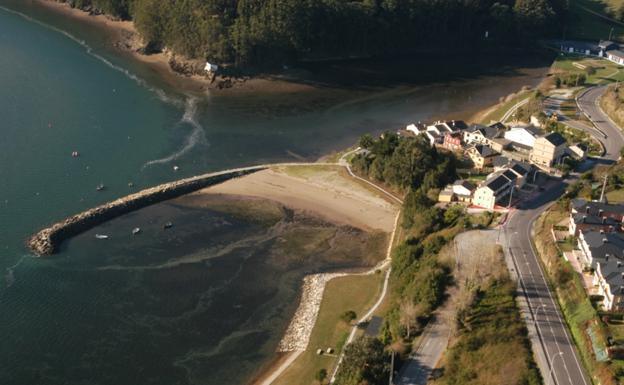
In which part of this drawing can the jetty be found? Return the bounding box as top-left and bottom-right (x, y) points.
(27, 166), (267, 256)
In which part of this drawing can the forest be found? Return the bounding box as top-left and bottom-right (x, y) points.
(63, 0), (566, 67)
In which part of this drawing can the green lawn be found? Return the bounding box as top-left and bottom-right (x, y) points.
(551, 55), (624, 85)
(273, 273), (384, 385)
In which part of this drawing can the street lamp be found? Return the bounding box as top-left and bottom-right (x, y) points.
(548, 351), (564, 385)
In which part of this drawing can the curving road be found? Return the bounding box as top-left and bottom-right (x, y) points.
(577, 85), (624, 159)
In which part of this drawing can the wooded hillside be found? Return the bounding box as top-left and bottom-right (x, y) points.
(63, 0), (567, 67)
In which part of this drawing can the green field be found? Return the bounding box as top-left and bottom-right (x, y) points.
(552, 54), (624, 84)
(273, 273), (384, 385)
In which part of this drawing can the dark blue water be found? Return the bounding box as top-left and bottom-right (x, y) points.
(0, 2), (551, 384)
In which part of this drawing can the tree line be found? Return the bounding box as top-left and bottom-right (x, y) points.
(63, 0), (566, 67)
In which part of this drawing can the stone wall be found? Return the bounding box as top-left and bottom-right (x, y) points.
(28, 167), (265, 256)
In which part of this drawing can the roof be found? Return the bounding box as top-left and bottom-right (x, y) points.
(596, 257), (624, 296)
(453, 179), (475, 193)
(609, 50), (624, 59)
(492, 155), (510, 168)
(446, 120), (468, 131)
(489, 122), (507, 131)
(466, 124), (486, 133)
(434, 124), (446, 132)
(469, 144), (497, 158)
(599, 40), (617, 48)
(572, 213), (620, 227)
(582, 231), (624, 261)
(406, 123), (427, 132)
(510, 162), (531, 176)
(484, 173), (511, 192)
(542, 132), (567, 146)
(572, 199), (624, 216)
(502, 170), (518, 181)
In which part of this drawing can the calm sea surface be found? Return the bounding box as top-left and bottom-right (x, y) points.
(0, 2), (551, 384)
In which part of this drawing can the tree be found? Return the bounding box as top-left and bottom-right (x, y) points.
(359, 134), (374, 150)
(341, 310), (357, 324)
(315, 368), (328, 384)
(333, 337), (389, 385)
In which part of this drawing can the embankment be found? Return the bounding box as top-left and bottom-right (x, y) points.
(28, 167), (266, 256)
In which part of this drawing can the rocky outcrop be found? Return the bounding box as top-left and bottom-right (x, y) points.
(28, 167), (266, 256)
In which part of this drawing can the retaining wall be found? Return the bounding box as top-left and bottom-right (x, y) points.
(28, 167), (265, 256)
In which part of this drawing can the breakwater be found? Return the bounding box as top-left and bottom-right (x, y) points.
(28, 166), (266, 256)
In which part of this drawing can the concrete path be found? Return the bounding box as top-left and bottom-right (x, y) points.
(395, 301), (453, 385)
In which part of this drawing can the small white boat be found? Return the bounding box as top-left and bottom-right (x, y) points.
(96, 183), (105, 191)
(132, 227), (141, 235)
(173, 165), (180, 171)
(95, 234), (109, 239)
(163, 222), (173, 229)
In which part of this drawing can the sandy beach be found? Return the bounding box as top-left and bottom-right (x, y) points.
(194, 167), (397, 233)
(32, 0), (317, 94)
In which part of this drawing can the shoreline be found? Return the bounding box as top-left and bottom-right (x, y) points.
(30, 0), (318, 95)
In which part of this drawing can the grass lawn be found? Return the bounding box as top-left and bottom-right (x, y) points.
(607, 188), (624, 202)
(272, 273), (385, 385)
(479, 90), (532, 124)
(551, 55), (624, 85)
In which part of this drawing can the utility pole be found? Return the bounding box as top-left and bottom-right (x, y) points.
(508, 183), (515, 209)
(600, 174), (608, 203)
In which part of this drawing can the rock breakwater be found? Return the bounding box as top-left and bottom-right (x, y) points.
(277, 273), (346, 352)
(28, 167), (265, 256)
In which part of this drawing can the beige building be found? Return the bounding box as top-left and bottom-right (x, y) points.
(465, 145), (498, 169)
(530, 132), (567, 168)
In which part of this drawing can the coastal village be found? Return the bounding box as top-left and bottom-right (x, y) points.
(397, 118), (578, 210)
(12, 0), (624, 383)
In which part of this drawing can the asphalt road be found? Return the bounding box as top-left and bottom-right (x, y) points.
(577, 85), (624, 159)
(504, 184), (591, 385)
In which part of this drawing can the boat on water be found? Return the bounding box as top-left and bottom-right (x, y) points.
(163, 222), (173, 229)
(96, 183), (105, 191)
(132, 227), (141, 235)
(95, 234), (109, 239)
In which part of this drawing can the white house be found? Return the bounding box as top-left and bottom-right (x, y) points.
(406, 123), (427, 135)
(607, 50), (624, 65)
(204, 62), (219, 73)
(503, 126), (543, 148)
(472, 171), (516, 209)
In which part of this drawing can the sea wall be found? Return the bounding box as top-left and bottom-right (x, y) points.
(28, 167), (266, 256)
